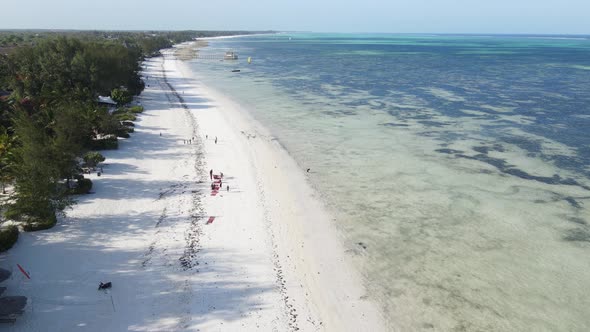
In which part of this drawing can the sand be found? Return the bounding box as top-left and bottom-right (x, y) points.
(0, 49), (386, 331)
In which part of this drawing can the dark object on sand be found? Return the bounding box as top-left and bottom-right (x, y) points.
(98, 282), (112, 290)
(231, 69), (241, 72)
(227, 185), (229, 192)
(0, 268), (10, 283)
(306, 168), (310, 173)
(0, 296), (27, 323)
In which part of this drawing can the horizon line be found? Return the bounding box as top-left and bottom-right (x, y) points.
(0, 29), (589, 37)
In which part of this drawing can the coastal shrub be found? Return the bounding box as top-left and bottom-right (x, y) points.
(3, 206), (20, 221)
(0, 225), (18, 252)
(115, 126), (131, 138)
(22, 213), (57, 232)
(111, 88), (133, 105)
(127, 106), (144, 113)
(5, 204), (59, 232)
(83, 151), (105, 167)
(111, 108), (126, 116)
(71, 178), (92, 194)
(114, 113), (136, 122)
(90, 137), (118, 150)
(121, 121), (135, 127)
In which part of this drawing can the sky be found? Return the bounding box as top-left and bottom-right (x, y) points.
(1, 0), (589, 34)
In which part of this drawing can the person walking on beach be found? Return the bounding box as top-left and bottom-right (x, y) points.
(210, 169), (213, 180)
(220, 172), (224, 179)
(226, 185), (229, 192)
(215, 136), (218, 144)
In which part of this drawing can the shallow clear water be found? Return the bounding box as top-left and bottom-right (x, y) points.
(188, 34), (590, 331)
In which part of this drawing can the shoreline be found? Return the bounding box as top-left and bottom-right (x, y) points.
(170, 51), (387, 330)
(196, 33), (278, 41)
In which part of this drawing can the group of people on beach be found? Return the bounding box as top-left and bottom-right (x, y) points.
(183, 134), (226, 191)
(205, 134), (218, 144)
(183, 137), (196, 144)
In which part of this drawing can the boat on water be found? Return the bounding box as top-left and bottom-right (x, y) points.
(224, 51), (238, 60)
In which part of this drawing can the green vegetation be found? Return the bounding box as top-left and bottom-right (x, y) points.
(0, 29), (269, 248)
(8, 109), (71, 223)
(22, 213), (57, 232)
(0, 34), (148, 227)
(0, 225), (18, 252)
(70, 178), (93, 195)
(0, 30), (272, 57)
(83, 151), (105, 167)
(89, 136), (118, 150)
(0, 127), (14, 194)
(127, 105), (144, 113)
(111, 88), (133, 105)
(114, 112), (137, 122)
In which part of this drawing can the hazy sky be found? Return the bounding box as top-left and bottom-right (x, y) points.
(1, 0), (589, 34)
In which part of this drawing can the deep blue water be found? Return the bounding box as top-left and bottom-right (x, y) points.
(209, 34), (590, 182)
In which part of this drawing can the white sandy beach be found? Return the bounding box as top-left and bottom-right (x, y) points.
(0, 49), (386, 331)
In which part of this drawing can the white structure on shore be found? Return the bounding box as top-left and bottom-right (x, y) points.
(97, 96), (117, 113)
(224, 51), (238, 60)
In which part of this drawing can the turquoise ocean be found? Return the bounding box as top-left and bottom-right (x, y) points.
(186, 34), (590, 331)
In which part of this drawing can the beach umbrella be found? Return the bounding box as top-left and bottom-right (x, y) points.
(0, 268), (11, 282)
